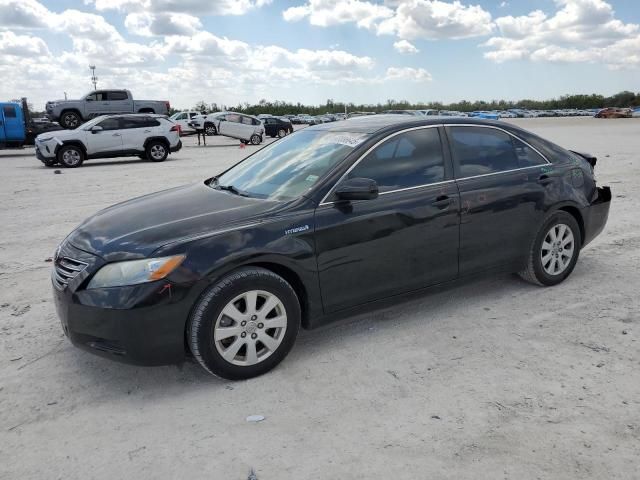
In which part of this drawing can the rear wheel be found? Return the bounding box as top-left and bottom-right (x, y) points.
(60, 111), (81, 129)
(519, 211), (581, 286)
(187, 267), (301, 380)
(57, 145), (84, 168)
(277, 128), (286, 138)
(146, 141), (168, 162)
(250, 134), (261, 145)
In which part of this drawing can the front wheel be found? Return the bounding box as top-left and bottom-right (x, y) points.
(519, 211), (581, 286)
(57, 145), (84, 168)
(250, 134), (261, 145)
(204, 124), (217, 136)
(187, 267), (301, 380)
(277, 128), (286, 138)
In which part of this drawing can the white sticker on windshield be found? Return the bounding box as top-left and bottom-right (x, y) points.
(317, 133), (368, 148)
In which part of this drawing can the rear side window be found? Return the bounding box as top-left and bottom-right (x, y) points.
(449, 127), (519, 178)
(512, 137), (547, 167)
(226, 114), (240, 123)
(3, 106), (16, 118)
(252, 118), (261, 126)
(241, 116), (253, 125)
(108, 91), (129, 101)
(347, 128), (445, 193)
(122, 117), (160, 128)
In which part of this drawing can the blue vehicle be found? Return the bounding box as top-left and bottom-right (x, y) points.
(0, 101), (27, 147)
(469, 111), (501, 120)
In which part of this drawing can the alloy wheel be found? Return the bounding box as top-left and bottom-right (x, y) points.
(541, 223), (575, 275)
(62, 149), (81, 166)
(214, 290), (287, 366)
(150, 144), (166, 160)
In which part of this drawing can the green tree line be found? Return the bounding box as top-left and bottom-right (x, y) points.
(179, 90), (639, 116)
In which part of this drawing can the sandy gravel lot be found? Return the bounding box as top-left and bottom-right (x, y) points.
(1, 118), (639, 480)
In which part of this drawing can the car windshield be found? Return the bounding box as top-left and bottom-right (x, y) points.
(213, 130), (370, 200)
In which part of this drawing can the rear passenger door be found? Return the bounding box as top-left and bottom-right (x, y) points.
(445, 125), (550, 275)
(120, 116), (157, 151)
(314, 127), (460, 312)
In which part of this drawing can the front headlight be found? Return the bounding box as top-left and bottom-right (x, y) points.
(87, 255), (185, 289)
(37, 136), (53, 142)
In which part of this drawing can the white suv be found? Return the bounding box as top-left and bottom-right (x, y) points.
(35, 114), (182, 168)
(189, 112), (264, 144)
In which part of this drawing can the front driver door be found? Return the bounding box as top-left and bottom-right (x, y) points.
(85, 116), (122, 155)
(314, 126), (460, 313)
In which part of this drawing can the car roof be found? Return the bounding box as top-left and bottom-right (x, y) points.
(305, 114), (507, 134)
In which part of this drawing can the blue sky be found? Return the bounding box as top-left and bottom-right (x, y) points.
(0, 0), (638, 109)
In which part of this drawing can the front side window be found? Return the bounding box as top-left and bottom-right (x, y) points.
(86, 92), (107, 101)
(174, 113), (187, 120)
(97, 117), (120, 131)
(346, 128), (445, 193)
(214, 131), (370, 200)
(449, 127), (520, 178)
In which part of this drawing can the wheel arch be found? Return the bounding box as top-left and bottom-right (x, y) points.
(55, 140), (87, 156)
(553, 204), (585, 247)
(143, 136), (170, 150)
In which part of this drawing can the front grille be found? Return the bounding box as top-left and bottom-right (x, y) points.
(53, 256), (88, 290)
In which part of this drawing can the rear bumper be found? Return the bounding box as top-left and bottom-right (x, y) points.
(171, 140), (182, 153)
(583, 186), (611, 247)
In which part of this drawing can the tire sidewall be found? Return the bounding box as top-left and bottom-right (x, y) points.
(61, 112), (80, 129)
(146, 141), (168, 162)
(531, 211), (581, 286)
(250, 134), (261, 145)
(189, 269), (301, 380)
(205, 124), (216, 136)
(57, 145), (83, 168)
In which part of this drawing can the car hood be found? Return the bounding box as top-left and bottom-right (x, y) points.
(67, 182), (282, 260)
(36, 128), (83, 141)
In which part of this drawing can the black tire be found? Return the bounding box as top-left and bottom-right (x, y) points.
(241, 140), (249, 145)
(60, 111), (81, 129)
(250, 134), (261, 145)
(204, 124), (217, 136)
(41, 159), (57, 167)
(145, 140), (168, 162)
(277, 128), (286, 138)
(57, 145), (84, 168)
(187, 267), (301, 380)
(519, 211), (581, 286)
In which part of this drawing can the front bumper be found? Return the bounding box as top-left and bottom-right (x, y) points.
(583, 186), (612, 247)
(52, 242), (194, 366)
(35, 142), (56, 161)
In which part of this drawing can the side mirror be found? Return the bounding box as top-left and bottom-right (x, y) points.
(335, 177), (379, 201)
(90, 125), (103, 133)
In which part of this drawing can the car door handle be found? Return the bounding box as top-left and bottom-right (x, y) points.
(538, 174), (553, 185)
(112, 133), (121, 137)
(143, 130), (151, 133)
(432, 195), (451, 209)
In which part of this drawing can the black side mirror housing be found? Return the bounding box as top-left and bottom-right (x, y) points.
(90, 126), (103, 133)
(335, 177), (379, 201)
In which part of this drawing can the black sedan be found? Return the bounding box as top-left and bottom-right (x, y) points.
(262, 116), (294, 138)
(52, 116), (611, 379)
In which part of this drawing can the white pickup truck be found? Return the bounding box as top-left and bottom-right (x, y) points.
(46, 90), (170, 129)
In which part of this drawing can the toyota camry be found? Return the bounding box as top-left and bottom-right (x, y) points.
(52, 115), (611, 379)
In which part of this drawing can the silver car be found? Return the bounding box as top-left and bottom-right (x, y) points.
(190, 112), (264, 144)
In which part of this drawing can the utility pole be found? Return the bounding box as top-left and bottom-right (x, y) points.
(89, 65), (97, 90)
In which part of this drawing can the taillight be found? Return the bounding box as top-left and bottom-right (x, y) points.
(170, 125), (180, 133)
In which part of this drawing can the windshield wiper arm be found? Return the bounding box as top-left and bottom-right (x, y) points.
(217, 184), (249, 197)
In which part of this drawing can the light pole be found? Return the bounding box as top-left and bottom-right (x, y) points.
(89, 65), (97, 90)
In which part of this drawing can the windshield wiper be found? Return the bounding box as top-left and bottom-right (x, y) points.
(216, 184), (250, 197)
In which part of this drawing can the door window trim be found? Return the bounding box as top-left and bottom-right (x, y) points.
(319, 124), (446, 206)
(445, 124), (551, 181)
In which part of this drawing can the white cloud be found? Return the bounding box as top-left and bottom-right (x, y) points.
(125, 12), (202, 37)
(385, 66), (432, 81)
(283, 0), (393, 29)
(88, 0), (272, 16)
(484, 0), (640, 68)
(393, 39), (419, 54)
(0, 30), (49, 56)
(378, 0), (494, 40)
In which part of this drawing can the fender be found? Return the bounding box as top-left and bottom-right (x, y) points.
(54, 139), (88, 156)
(143, 136), (170, 150)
